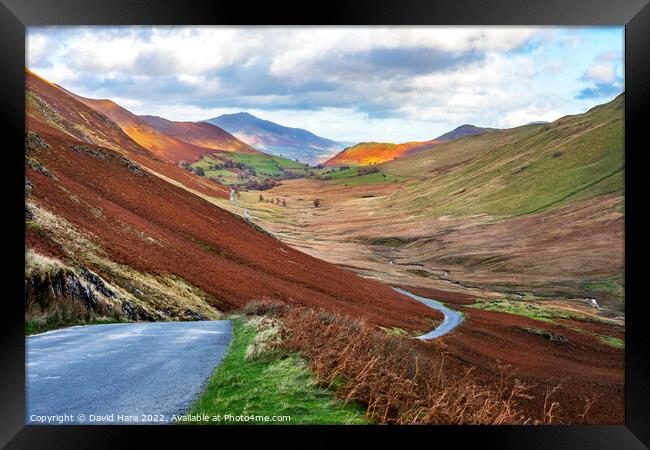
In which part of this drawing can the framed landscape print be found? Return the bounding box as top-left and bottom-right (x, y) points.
(1, 0), (648, 447)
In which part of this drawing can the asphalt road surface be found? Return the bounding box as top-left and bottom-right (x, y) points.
(394, 287), (464, 339)
(26, 320), (232, 425)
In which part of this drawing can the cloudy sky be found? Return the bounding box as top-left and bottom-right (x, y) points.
(27, 26), (623, 143)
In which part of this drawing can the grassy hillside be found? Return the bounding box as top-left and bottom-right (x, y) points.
(379, 94), (624, 217)
(333, 172), (405, 186)
(381, 126), (533, 178)
(319, 165), (405, 185)
(324, 141), (433, 166)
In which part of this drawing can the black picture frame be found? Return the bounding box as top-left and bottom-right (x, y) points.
(1, 0), (648, 447)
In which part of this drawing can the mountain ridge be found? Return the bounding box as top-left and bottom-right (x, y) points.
(25, 69), (229, 200)
(140, 115), (261, 155)
(324, 124), (496, 166)
(206, 112), (348, 165)
(378, 93), (625, 217)
(66, 91), (218, 164)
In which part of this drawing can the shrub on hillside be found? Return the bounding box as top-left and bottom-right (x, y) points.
(246, 178), (277, 191)
(241, 300), (288, 317)
(244, 316), (285, 361)
(358, 166), (379, 175)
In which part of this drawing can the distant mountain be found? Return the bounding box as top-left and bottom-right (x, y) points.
(140, 115), (260, 154)
(435, 124), (497, 142)
(205, 112), (348, 165)
(324, 124), (496, 166)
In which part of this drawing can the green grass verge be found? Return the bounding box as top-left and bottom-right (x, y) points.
(186, 318), (370, 425)
(467, 298), (611, 324)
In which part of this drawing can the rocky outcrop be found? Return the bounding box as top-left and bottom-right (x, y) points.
(25, 250), (218, 327)
(25, 260), (122, 319)
(26, 131), (50, 151)
(26, 156), (56, 179)
(69, 144), (145, 175)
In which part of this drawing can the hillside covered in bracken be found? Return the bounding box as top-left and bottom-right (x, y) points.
(25, 69), (440, 333)
(140, 115), (261, 154)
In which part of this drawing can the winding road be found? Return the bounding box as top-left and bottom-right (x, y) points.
(26, 320), (232, 425)
(394, 287), (463, 339)
(26, 288), (461, 425)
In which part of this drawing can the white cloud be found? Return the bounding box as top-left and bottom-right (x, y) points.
(396, 52), (541, 126)
(31, 63), (79, 86)
(268, 27), (541, 79)
(109, 96), (145, 109)
(26, 33), (51, 66)
(582, 51), (622, 84)
(29, 27), (542, 80)
(498, 104), (562, 128)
